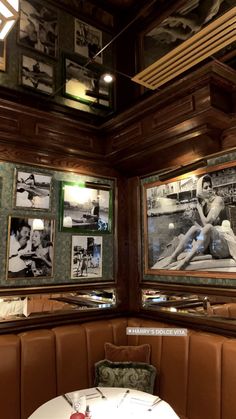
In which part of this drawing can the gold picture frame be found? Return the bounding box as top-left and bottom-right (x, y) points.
(0, 40), (6, 72)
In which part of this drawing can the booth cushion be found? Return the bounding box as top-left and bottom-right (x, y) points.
(1, 317), (236, 419)
(94, 359), (156, 394)
(104, 342), (151, 363)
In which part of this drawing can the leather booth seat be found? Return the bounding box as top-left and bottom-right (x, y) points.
(1, 317), (236, 419)
(211, 303), (236, 318)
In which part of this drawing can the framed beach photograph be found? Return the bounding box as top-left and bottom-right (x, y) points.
(64, 57), (111, 109)
(60, 181), (112, 233)
(20, 54), (54, 95)
(14, 169), (52, 209)
(71, 235), (103, 279)
(74, 18), (102, 64)
(0, 40), (6, 71)
(7, 216), (55, 280)
(19, 0), (58, 58)
(143, 162), (236, 278)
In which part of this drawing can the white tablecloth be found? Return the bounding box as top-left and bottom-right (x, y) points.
(28, 387), (179, 419)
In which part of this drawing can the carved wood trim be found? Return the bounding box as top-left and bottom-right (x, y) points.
(101, 62), (236, 175)
(108, 122), (142, 152)
(221, 126), (236, 150)
(102, 61), (236, 131)
(0, 61), (235, 178)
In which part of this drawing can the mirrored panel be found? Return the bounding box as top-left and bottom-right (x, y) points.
(0, 288), (116, 321)
(142, 289), (236, 319)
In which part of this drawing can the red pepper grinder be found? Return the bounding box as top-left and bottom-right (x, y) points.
(70, 413), (85, 419)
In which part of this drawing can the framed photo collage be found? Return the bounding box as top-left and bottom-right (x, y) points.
(4, 168), (113, 284)
(7, 0), (114, 113)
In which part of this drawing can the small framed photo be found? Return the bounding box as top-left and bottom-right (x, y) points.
(14, 169), (52, 209)
(0, 40), (6, 71)
(7, 216), (55, 280)
(64, 57), (112, 109)
(71, 235), (103, 279)
(74, 18), (102, 64)
(19, 0), (58, 58)
(60, 181), (112, 233)
(20, 54), (54, 95)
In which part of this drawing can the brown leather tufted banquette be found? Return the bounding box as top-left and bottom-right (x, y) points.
(1, 317), (236, 419)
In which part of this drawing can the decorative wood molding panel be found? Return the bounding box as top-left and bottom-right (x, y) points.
(151, 96), (194, 129)
(107, 122), (143, 154)
(0, 143), (116, 177)
(221, 126), (236, 150)
(0, 97), (116, 175)
(35, 124), (96, 154)
(0, 113), (20, 134)
(0, 61), (236, 179)
(102, 61), (236, 176)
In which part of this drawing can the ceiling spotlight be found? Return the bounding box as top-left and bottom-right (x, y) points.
(101, 73), (114, 83)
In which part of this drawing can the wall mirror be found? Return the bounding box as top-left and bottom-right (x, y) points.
(0, 288), (116, 322)
(142, 288), (236, 320)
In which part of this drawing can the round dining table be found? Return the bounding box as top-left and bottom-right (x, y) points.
(28, 387), (180, 419)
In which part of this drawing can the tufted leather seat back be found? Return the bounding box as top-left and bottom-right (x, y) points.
(1, 317), (236, 419)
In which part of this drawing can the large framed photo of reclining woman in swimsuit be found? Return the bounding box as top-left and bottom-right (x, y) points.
(143, 161), (236, 278)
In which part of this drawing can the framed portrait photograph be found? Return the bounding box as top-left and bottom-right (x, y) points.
(7, 216), (55, 280)
(14, 169), (52, 209)
(64, 57), (111, 109)
(20, 54), (54, 95)
(60, 181), (112, 233)
(71, 235), (103, 279)
(19, 0), (58, 58)
(0, 40), (6, 71)
(74, 18), (102, 64)
(143, 162), (236, 278)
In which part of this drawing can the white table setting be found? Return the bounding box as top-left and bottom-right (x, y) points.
(28, 386), (179, 419)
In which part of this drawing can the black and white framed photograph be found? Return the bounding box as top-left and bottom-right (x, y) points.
(20, 54), (54, 95)
(60, 181), (112, 233)
(74, 18), (102, 64)
(14, 169), (52, 209)
(7, 217), (55, 280)
(19, 0), (58, 58)
(71, 235), (103, 279)
(143, 161), (236, 278)
(0, 40), (6, 71)
(64, 57), (111, 109)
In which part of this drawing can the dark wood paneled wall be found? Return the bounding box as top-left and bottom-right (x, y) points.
(102, 61), (236, 176)
(1, 60), (236, 328)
